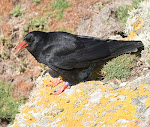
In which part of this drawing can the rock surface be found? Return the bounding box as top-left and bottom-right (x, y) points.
(8, 72), (150, 127)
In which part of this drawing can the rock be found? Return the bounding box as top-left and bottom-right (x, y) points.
(119, 82), (127, 87)
(110, 82), (119, 89)
(139, 95), (147, 103)
(141, 107), (150, 127)
(89, 91), (103, 103)
(76, 2), (129, 38)
(118, 95), (126, 101)
(128, 73), (150, 87)
(131, 97), (141, 105)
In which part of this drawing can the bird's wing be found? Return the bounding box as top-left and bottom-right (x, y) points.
(44, 34), (111, 69)
(54, 42), (110, 69)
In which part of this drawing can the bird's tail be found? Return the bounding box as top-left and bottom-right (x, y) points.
(107, 40), (144, 58)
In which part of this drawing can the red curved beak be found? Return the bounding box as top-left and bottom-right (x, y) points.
(16, 41), (28, 53)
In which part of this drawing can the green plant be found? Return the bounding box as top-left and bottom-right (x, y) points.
(116, 0), (144, 24)
(20, 61), (27, 68)
(10, 5), (22, 17)
(0, 36), (13, 60)
(33, 0), (41, 4)
(101, 54), (137, 80)
(41, 5), (49, 12)
(18, 66), (25, 73)
(0, 81), (25, 123)
(147, 59), (150, 65)
(104, 19), (110, 25)
(0, 35), (13, 49)
(45, 12), (52, 18)
(0, 35), (6, 42)
(1, 51), (10, 59)
(51, 0), (72, 20)
(30, 17), (46, 29)
(132, 0), (143, 9)
(98, 5), (104, 11)
(40, 63), (47, 70)
(24, 16), (47, 32)
(116, 6), (130, 24)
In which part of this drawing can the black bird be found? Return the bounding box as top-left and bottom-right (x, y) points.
(16, 31), (144, 94)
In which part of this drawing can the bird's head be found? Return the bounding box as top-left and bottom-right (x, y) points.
(16, 31), (46, 53)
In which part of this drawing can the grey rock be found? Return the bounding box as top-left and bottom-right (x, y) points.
(89, 91), (103, 103)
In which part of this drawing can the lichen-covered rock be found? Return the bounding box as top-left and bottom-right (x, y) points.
(8, 71), (150, 127)
(124, 0), (150, 60)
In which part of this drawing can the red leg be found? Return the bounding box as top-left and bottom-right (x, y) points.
(47, 78), (63, 87)
(51, 83), (71, 95)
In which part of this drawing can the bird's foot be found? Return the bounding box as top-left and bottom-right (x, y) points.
(46, 78), (63, 87)
(50, 82), (71, 95)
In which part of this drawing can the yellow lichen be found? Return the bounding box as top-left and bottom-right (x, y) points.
(42, 75), (51, 85)
(145, 98), (150, 108)
(13, 123), (18, 127)
(24, 113), (37, 126)
(121, 17), (145, 41)
(22, 106), (30, 114)
(36, 81), (150, 126)
(132, 18), (145, 31)
(128, 32), (136, 39)
(13, 72), (150, 127)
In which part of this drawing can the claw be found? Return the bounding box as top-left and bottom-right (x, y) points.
(50, 83), (71, 95)
(47, 78), (63, 87)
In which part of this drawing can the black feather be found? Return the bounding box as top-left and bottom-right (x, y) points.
(24, 31), (144, 84)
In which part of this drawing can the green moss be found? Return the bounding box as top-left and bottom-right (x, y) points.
(132, 0), (143, 9)
(30, 17), (46, 29)
(10, 5), (23, 17)
(33, 0), (41, 5)
(24, 16), (48, 32)
(50, 0), (72, 20)
(0, 81), (25, 123)
(116, 6), (130, 24)
(102, 54), (137, 80)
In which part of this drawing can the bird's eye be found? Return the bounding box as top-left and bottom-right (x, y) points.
(26, 36), (34, 43)
(29, 36), (35, 42)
